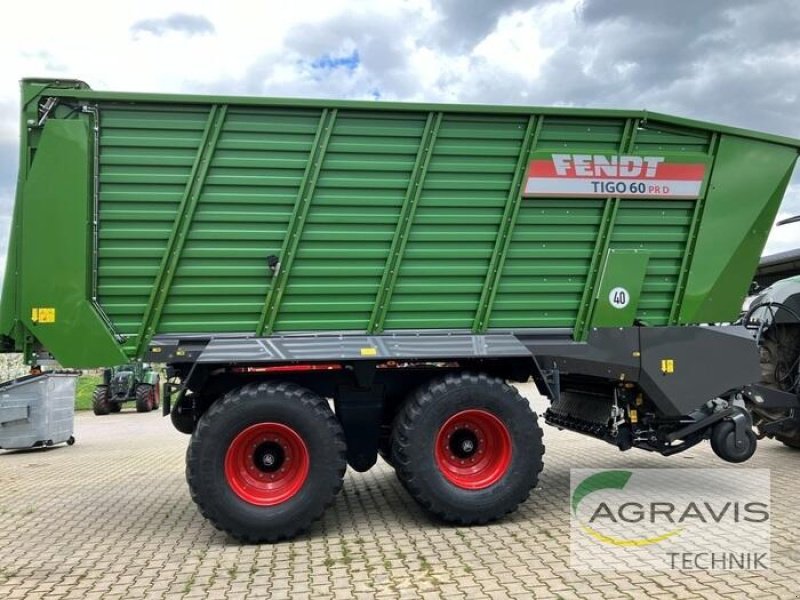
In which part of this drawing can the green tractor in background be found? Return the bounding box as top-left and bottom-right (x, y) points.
(92, 363), (161, 415)
(745, 215), (800, 448)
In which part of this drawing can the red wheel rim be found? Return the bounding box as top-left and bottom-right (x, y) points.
(434, 409), (512, 490)
(224, 423), (310, 506)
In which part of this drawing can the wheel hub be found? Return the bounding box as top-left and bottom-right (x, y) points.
(254, 442), (284, 472)
(435, 409), (512, 490)
(224, 422), (310, 506)
(449, 430), (478, 458)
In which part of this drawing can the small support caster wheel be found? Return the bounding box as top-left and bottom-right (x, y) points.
(67, 436), (75, 446)
(710, 421), (756, 463)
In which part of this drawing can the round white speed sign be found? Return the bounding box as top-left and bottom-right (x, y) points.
(608, 287), (630, 309)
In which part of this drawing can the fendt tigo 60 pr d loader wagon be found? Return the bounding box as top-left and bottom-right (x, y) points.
(3, 79), (800, 542)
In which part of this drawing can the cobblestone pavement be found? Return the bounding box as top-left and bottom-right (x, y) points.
(1, 383), (798, 599)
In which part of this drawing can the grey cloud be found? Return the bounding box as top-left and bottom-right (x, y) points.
(131, 13), (215, 37)
(444, 0), (800, 139)
(430, 0), (556, 52)
(282, 11), (414, 89)
(199, 9), (423, 100)
(193, 0), (800, 140)
(452, 0), (800, 253)
(579, 0), (745, 27)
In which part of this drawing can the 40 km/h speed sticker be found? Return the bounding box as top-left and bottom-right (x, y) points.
(609, 287), (630, 309)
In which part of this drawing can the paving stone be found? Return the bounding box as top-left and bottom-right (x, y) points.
(0, 383), (796, 599)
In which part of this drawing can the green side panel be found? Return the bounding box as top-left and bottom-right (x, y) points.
(474, 115), (539, 332)
(19, 120), (126, 367)
(536, 116), (627, 153)
(609, 200), (694, 325)
(489, 116), (631, 330)
(273, 110), (424, 332)
(6, 80), (798, 368)
(137, 105), (228, 350)
(679, 136), (799, 323)
(488, 199), (605, 328)
(488, 118), (715, 331)
(96, 103), (211, 345)
(162, 106), (323, 335)
(369, 113), (441, 334)
(262, 109), (339, 334)
(571, 118), (637, 339)
(631, 122), (713, 154)
(589, 249), (649, 328)
(383, 113), (528, 330)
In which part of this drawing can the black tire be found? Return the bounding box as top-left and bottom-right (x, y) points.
(392, 373), (544, 524)
(152, 375), (161, 410)
(377, 424), (395, 468)
(378, 441), (394, 468)
(757, 325), (800, 447)
(109, 402), (122, 413)
(710, 421), (757, 463)
(171, 404), (196, 435)
(759, 326), (800, 389)
(186, 381), (347, 543)
(775, 432), (800, 449)
(135, 384), (155, 412)
(92, 386), (111, 416)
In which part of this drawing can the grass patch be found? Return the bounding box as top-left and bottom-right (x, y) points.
(75, 374), (102, 411)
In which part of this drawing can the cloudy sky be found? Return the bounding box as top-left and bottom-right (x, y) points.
(1, 0), (799, 284)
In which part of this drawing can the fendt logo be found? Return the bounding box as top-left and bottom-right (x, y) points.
(524, 153), (707, 199)
(552, 154), (665, 178)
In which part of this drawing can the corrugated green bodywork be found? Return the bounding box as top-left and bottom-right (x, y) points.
(2, 79), (799, 367)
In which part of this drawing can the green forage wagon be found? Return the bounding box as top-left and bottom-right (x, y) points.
(3, 78), (799, 541)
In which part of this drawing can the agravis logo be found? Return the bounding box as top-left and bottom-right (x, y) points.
(571, 470), (682, 547)
(570, 468), (771, 571)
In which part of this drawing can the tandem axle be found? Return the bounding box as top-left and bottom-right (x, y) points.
(149, 324), (793, 542)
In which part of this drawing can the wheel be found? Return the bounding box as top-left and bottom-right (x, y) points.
(378, 399), (404, 469)
(135, 384), (155, 412)
(757, 326), (800, 447)
(377, 436), (394, 467)
(186, 381), (347, 543)
(392, 373), (544, 524)
(110, 402), (122, 413)
(710, 421), (757, 463)
(67, 436), (75, 446)
(759, 326), (800, 389)
(775, 432), (800, 449)
(92, 386), (111, 416)
(171, 403), (196, 435)
(152, 376), (161, 410)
